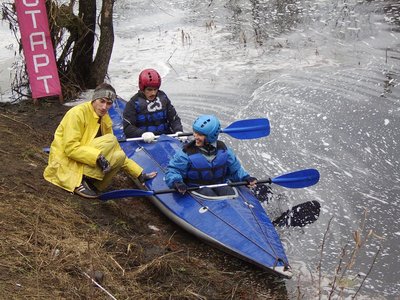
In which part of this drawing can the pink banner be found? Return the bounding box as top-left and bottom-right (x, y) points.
(15, 0), (61, 99)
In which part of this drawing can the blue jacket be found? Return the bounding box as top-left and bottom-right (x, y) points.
(165, 141), (250, 188)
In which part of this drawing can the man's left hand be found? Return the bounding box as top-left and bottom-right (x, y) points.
(175, 131), (188, 142)
(97, 154), (111, 173)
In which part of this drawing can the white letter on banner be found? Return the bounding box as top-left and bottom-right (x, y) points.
(37, 75), (52, 93)
(30, 32), (47, 51)
(33, 54), (49, 73)
(22, 0), (39, 7)
(25, 10), (41, 28)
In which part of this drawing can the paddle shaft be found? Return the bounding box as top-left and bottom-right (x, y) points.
(118, 118), (270, 142)
(119, 132), (191, 142)
(152, 179), (272, 195)
(98, 169), (319, 201)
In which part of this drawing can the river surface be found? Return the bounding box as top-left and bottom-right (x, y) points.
(1, 0), (399, 298)
(110, 0), (400, 299)
(109, 0), (400, 298)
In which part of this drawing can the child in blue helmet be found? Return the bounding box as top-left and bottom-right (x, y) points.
(165, 115), (257, 196)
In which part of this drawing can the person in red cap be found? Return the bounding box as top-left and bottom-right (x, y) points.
(122, 69), (183, 142)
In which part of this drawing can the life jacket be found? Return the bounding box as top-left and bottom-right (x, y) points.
(184, 141), (228, 186)
(135, 93), (169, 134)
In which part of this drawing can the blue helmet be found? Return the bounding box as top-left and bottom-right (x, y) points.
(192, 115), (221, 143)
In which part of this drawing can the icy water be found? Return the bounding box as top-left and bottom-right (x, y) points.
(109, 0), (400, 298)
(1, 0), (399, 298)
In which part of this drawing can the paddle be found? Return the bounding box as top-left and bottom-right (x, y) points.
(251, 185), (321, 227)
(118, 118), (270, 142)
(273, 200), (321, 227)
(98, 169), (320, 201)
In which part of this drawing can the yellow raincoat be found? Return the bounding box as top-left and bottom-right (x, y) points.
(44, 101), (143, 192)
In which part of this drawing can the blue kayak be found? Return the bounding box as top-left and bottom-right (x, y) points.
(108, 98), (293, 279)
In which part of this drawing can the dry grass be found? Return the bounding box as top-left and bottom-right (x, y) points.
(1, 100), (288, 299)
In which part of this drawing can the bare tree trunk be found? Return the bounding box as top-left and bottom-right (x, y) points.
(90, 0), (114, 87)
(71, 0), (96, 89)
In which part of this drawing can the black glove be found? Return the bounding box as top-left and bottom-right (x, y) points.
(97, 154), (111, 174)
(245, 176), (258, 185)
(174, 182), (188, 194)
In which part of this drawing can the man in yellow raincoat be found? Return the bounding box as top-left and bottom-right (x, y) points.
(44, 83), (157, 198)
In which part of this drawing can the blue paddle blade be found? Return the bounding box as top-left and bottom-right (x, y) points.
(272, 169), (320, 188)
(99, 189), (155, 201)
(222, 118), (270, 139)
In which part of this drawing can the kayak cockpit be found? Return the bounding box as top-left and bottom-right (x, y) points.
(190, 187), (239, 200)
